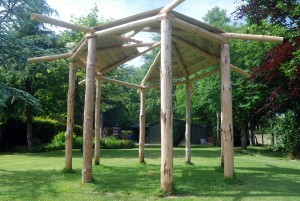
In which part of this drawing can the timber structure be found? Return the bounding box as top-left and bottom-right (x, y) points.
(28, 0), (283, 193)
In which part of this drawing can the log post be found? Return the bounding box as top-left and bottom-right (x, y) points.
(160, 17), (173, 193)
(185, 82), (191, 164)
(139, 89), (146, 163)
(94, 79), (102, 165)
(65, 61), (76, 171)
(220, 43), (234, 177)
(82, 36), (97, 183)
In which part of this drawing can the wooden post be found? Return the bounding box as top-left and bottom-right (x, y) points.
(82, 36), (97, 183)
(160, 17), (173, 193)
(139, 89), (146, 163)
(185, 82), (191, 163)
(220, 43), (234, 177)
(94, 79), (102, 165)
(65, 61), (76, 171)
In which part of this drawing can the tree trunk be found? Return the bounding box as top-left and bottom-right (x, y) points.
(241, 123), (248, 150)
(216, 112), (221, 147)
(185, 82), (191, 163)
(139, 89), (146, 163)
(82, 36), (97, 183)
(220, 43), (234, 177)
(65, 61), (76, 171)
(0, 124), (2, 149)
(100, 112), (103, 138)
(160, 16), (173, 193)
(26, 106), (33, 151)
(94, 79), (102, 165)
(249, 128), (255, 146)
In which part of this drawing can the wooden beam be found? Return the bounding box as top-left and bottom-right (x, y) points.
(97, 43), (156, 54)
(79, 76), (143, 89)
(112, 35), (142, 44)
(31, 13), (93, 33)
(173, 36), (251, 78)
(82, 36), (97, 183)
(142, 27), (189, 35)
(160, 17), (173, 193)
(171, 18), (228, 44)
(173, 42), (188, 79)
(139, 89), (146, 163)
(159, 0), (185, 13)
(65, 61), (76, 171)
(99, 42), (160, 75)
(230, 64), (251, 78)
(147, 79), (187, 89)
(72, 38), (86, 53)
(185, 82), (191, 164)
(141, 51), (161, 86)
(220, 43), (234, 178)
(70, 40), (88, 61)
(219, 33), (283, 43)
(86, 14), (167, 39)
(94, 79), (102, 165)
(27, 52), (73, 64)
(172, 36), (219, 61)
(190, 68), (220, 83)
(99, 75), (144, 89)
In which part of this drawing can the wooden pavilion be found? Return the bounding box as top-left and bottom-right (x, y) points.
(28, 0), (283, 193)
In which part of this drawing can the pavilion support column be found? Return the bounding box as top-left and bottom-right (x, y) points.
(65, 61), (76, 171)
(185, 82), (191, 164)
(139, 89), (146, 163)
(94, 79), (102, 165)
(82, 36), (97, 183)
(220, 43), (234, 177)
(160, 17), (173, 193)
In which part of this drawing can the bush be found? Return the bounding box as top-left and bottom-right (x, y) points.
(100, 136), (134, 149)
(33, 117), (82, 143)
(43, 131), (83, 151)
(42, 133), (134, 151)
(273, 111), (300, 159)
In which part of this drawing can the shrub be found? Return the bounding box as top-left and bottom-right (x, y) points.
(100, 136), (134, 149)
(33, 117), (82, 143)
(43, 131), (83, 151)
(273, 111), (300, 159)
(42, 132), (134, 151)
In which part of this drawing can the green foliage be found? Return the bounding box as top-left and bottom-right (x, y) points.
(42, 131), (83, 151)
(273, 112), (300, 159)
(202, 6), (232, 31)
(33, 117), (82, 143)
(100, 136), (134, 149)
(42, 134), (134, 151)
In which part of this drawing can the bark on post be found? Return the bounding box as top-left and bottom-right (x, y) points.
(94, 79), (102, 165)
(139, 89), (146, 163)
(82, 36), (97, 183)
(160, 17), (173, 193)
(185, 82), (191, 164)
(65, 61), (76, 171)
(220, 43), (234, 177)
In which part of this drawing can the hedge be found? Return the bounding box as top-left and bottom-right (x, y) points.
(32, 117), (83, 143)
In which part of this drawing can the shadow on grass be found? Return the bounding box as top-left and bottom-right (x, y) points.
(235, 146), (287, 159)
(5, 145), (220, 159)
(0, 168), (80, 200)
(174, 164), (300, 200)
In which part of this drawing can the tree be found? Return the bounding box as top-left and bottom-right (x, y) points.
(0, 0), (59, 151)
(234, 0), (300, 152)
(234, 0), (300, 30)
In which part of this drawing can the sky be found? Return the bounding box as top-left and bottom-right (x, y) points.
(46, 0), (242, 66)
(47, 0), (241, 23)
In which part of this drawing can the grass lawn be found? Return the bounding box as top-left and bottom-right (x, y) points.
(0, 145), (299, 201)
